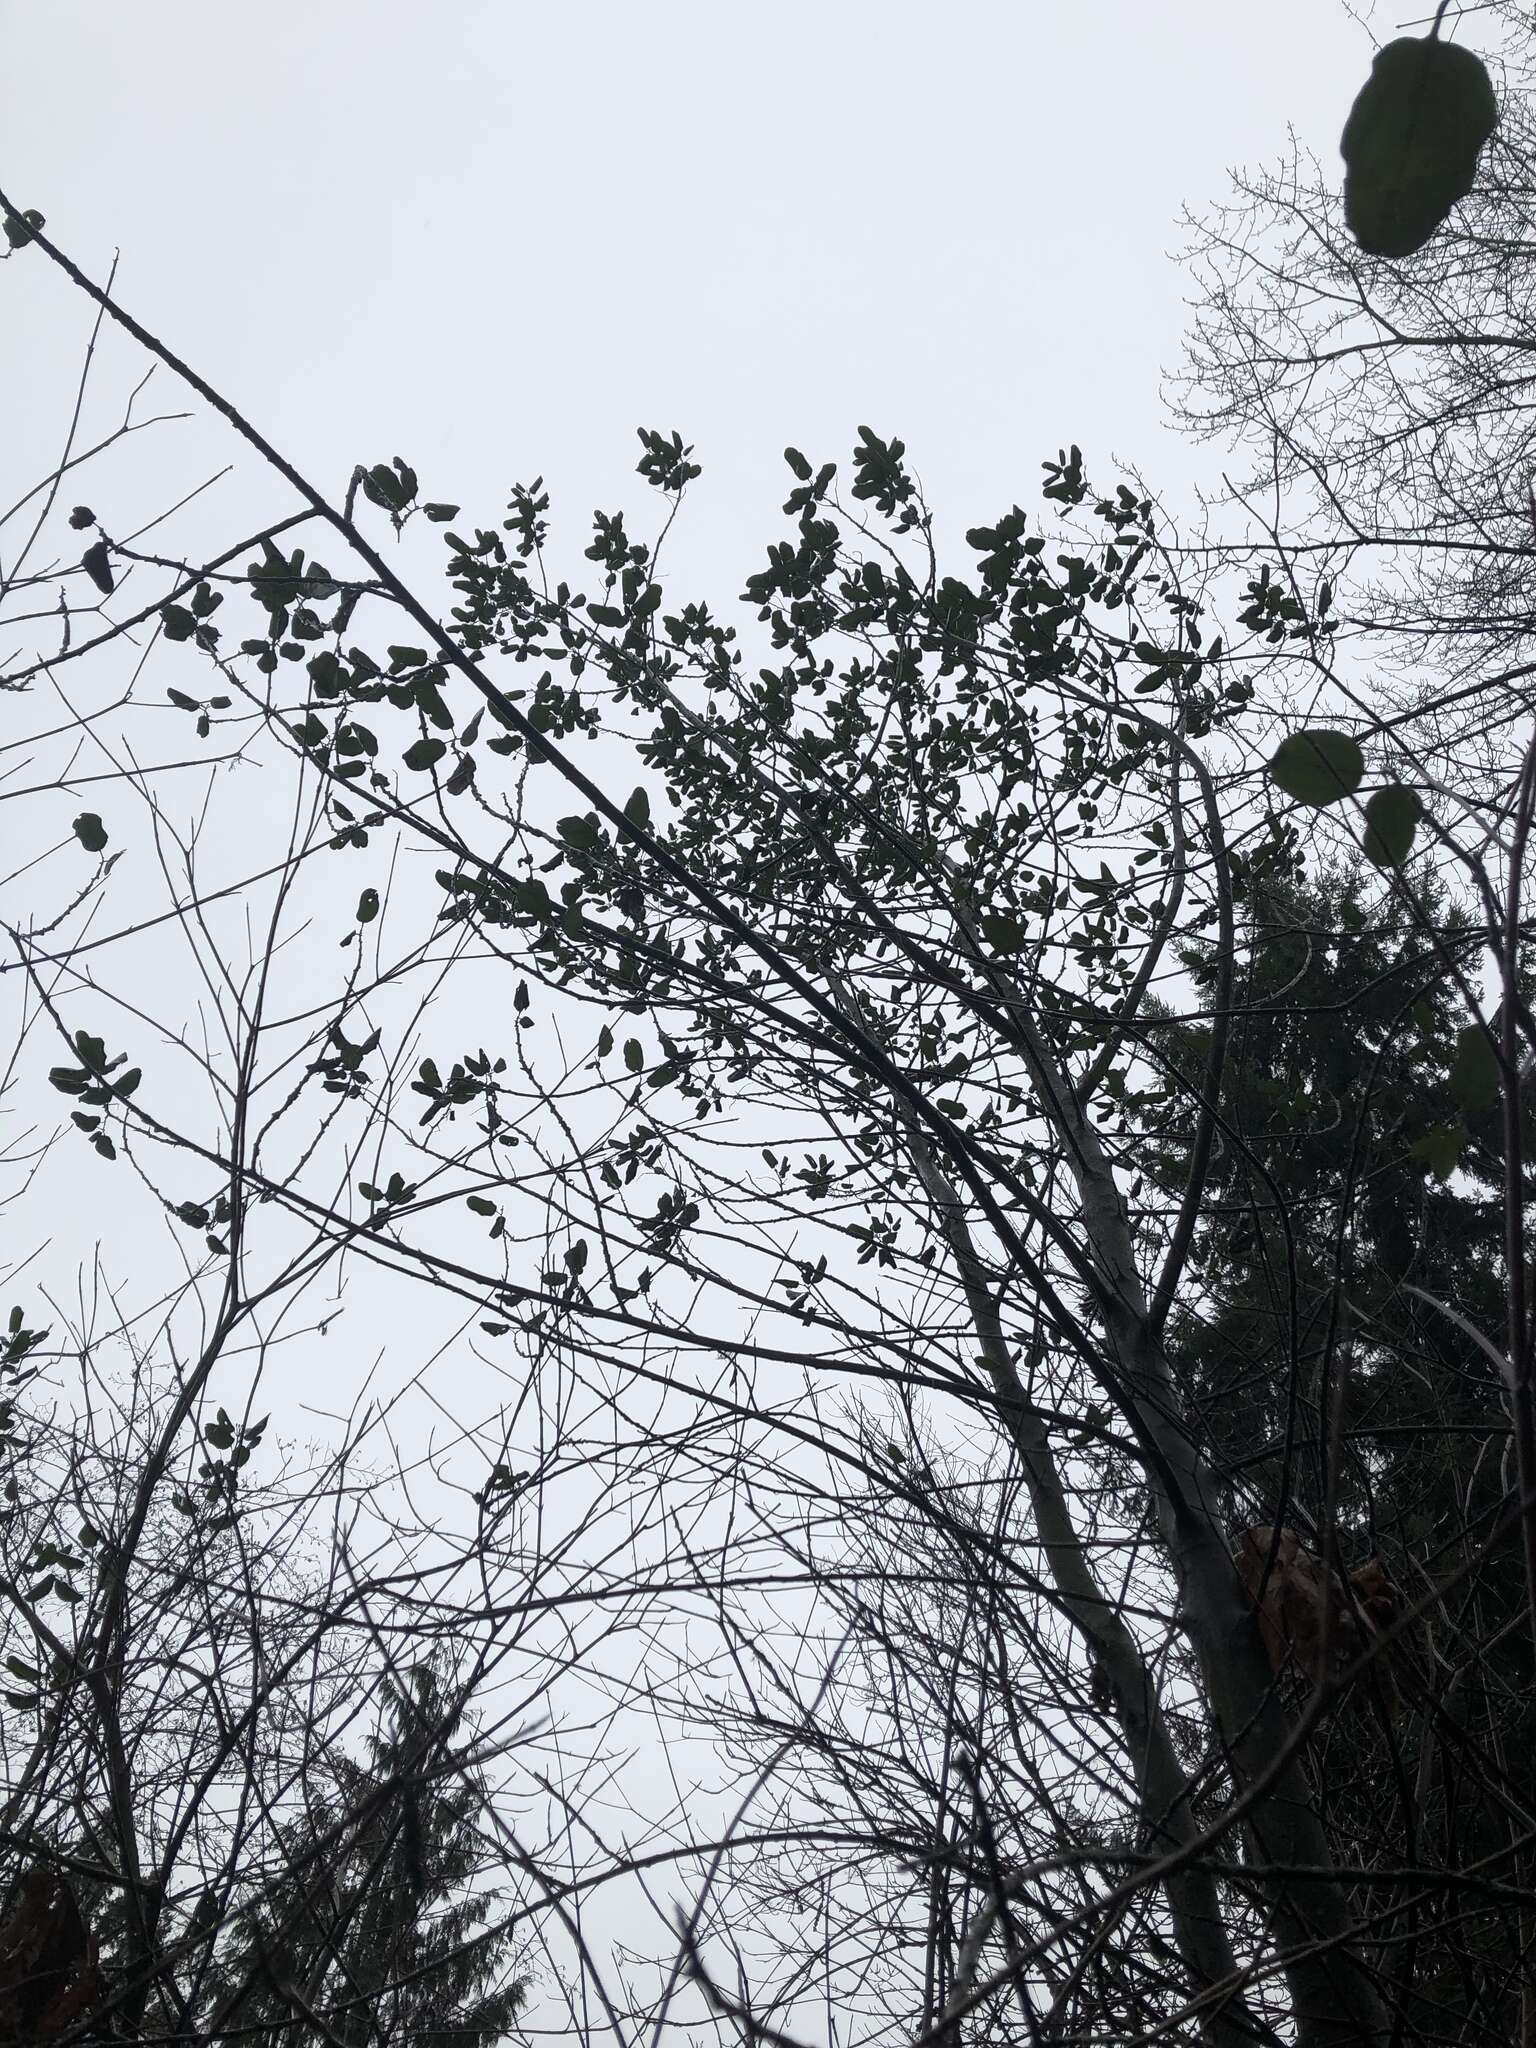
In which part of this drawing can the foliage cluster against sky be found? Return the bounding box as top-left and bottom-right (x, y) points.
(0, 7), (1534, 2047)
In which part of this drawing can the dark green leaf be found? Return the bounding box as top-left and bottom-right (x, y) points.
(1268, 729), (1365, 807)
(80, 541), (114, 596)
(2, 208), (44, 249)
(1448, 1023), (1500, 1115)
(980, 912), (1028, 954)
(363, 463), (410, 512)
(1342, 37), (1497, 259)
(72, 813), (108, 854)
(1362, 784), (1425, 867)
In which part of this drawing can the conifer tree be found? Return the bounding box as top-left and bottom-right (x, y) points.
(205, 1668), (527, 2048)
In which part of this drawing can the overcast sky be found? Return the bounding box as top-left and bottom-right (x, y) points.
(6, 0), (1372, 597)
(0, 1), (1434, 2008)
(0, 0), (1393, 1634)
(0, 2), (1399, 1482)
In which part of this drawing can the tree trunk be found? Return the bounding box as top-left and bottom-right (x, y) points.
(970, 984), (1389, 2046)
(899, 1115), (1273, 2047)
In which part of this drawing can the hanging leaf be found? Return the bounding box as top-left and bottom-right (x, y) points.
(71, 814), (108, 854)
(558, 815), (601, 852)
(980, 911), (1029, 955)
(1267, 729), (1365, 807)
(80, 541), (114, 596)
(2, 208), (44, 249)
(1448, 1023), (1500, 1115)
(1362, 783), (1424, 866)
(1341, 37), (1498, 259)
(362, 463), (411, 512)
(356, 888), (380, 924)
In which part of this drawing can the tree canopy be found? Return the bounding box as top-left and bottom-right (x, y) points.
(0, 11), (1533, 2046)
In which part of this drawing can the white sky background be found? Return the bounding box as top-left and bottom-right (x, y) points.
(7, 0), (1369, 592)
(0, 0), (1399, 2032)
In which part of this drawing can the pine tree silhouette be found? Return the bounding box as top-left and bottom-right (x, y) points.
(206, 1666), (528, 2048)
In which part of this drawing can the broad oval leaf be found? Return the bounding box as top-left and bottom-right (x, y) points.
(72, 813), (108, 854)
(1448, 1023), (1500, 1116)
(1268, 729), (1365, 807)
(558, 815), (601, 852)
(980, 912), (1029, 955)
(80, 540), (114, 596)
(1362, 783), (1424, 866)
(1341, 37), (1497, 259)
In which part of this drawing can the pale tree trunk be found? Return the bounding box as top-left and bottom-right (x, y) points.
(899, 1114), (1272, 2048)
(978, 978), (1389, 2047)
